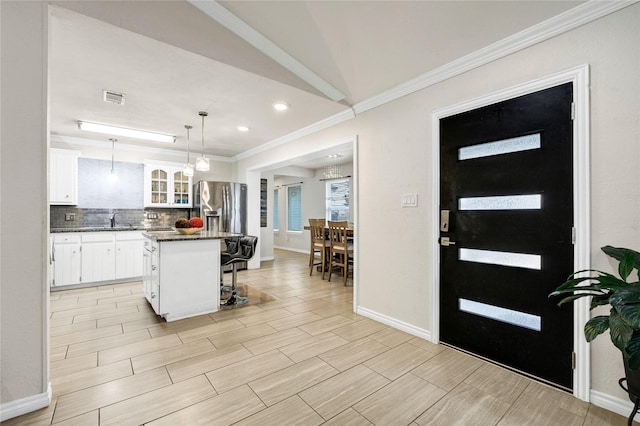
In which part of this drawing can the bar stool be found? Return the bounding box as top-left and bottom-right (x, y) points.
(220, 235), (258, 306)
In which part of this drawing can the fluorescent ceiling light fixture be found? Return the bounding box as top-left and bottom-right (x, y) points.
(78, 121), (176, 143)
(237, 126), (250, 132)
(273, 102), (289, 111)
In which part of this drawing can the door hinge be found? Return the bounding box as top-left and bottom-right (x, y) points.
(571, 102), (575, 120)
(571, 227), (576, 244)
(572, 351), (576, 369)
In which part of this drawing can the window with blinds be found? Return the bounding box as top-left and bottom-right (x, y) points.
(287, 185), (302, 231)
(326, 178), (350, 222)
(273, 188), (279, 231)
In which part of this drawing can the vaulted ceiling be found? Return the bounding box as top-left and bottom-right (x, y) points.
(49, 0), (586, 165)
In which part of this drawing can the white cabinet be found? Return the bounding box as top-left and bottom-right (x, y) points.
(51, 234), (81, 287)
(81, 232), (115, 283)
(143, 162), (192, 208)
(143, 239), (160, 313)
(50, 148), (80, 205)
(51, 230), (144, 289)
(115, 231), (144, 279)
(142, 236), (220, 321)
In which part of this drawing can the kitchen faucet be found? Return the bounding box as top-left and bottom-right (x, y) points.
(109, 212), (117, 228)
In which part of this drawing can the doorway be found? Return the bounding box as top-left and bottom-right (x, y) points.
(437, 83), (575, 390)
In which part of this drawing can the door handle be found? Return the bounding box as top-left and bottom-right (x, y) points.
(440, 237), (456, 247)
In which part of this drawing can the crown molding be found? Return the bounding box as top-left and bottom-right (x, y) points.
(352, 0), (636, 115)
(233, 108), (355, 161)
(189, 0), (346, 102)
(50, 134), (234, 162)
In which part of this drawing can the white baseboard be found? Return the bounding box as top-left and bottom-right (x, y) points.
(591, 389), (640, 422)
(0, 383), (51, 422)
(273, 246), (309, 255)
(356, 306), (432, 341)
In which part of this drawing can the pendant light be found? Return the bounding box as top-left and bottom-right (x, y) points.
(107, 138), (118, 181)
(196, 111), (210, 172)
(183, 125), (194, 177)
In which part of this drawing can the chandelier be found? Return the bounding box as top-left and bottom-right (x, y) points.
(324, 154), (343, 179)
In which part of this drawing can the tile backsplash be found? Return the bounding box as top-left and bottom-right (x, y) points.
(50, 207), (191, 229)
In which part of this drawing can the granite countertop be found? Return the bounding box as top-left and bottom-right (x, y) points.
(51, 226), (172, 233)
(142, 230), (242, 242)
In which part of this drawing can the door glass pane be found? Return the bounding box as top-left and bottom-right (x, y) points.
(459, 298), (541, 331)
(458, 134), (541, 160)
(459, 248), (541, 270)
(459, 194), (541, 210)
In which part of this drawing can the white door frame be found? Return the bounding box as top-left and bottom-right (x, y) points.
(430, 65), (591, 401)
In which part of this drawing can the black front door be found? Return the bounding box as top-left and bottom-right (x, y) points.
(439, 83), (574, 389)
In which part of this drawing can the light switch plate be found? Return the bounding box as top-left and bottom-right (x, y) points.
(402, 194), (418, 207)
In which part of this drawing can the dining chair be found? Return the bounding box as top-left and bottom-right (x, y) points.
(309, 218), (329, 279)
(327, 220), (353, 285)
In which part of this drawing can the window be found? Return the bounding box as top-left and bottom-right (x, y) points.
(273, 189), (279, 231)
(326, 178), (350, 222)
(287, 185), (302, 232)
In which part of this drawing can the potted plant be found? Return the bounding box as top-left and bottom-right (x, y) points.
(549, 245), (640, 423)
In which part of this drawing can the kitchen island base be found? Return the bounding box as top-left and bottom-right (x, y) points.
(143, 231), (236, 322)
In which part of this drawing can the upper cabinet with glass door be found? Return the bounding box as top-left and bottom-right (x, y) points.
(143, 162), (192, 208)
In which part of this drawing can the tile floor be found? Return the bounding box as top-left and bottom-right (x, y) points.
(3, 250), (635, 425)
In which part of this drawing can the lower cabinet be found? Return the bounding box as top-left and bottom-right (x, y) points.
(51, 234), (82, 287)
(81, 233), (116, 283)
(51, 231), (144, 289)
(143, 237), (220, 321)
(116, 232), (144, 279)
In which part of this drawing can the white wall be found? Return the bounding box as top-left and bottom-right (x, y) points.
(0, 0), (50, 417)
(236, 4), (640, 404)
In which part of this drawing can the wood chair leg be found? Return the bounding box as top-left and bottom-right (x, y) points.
(343, 253), (348, 286)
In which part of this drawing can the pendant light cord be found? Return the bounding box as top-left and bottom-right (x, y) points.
(185, 125), (192, 161)
(109, 138), (116, 173)
(199, 111), (208, 157)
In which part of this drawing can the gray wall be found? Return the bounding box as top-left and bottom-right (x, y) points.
(1, 0), (49, 411)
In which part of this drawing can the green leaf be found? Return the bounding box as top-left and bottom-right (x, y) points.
(555, 293), (602, 306)
(602, 246), (640, 271)
(584, 316), (609, 342)
(590, 294), (611, 309)
(610, 287), (640, 328)
(619, 252), (635, 282)
(610, 309), (634, 352)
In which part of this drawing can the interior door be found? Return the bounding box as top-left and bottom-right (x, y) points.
(439, 83), (574, 389)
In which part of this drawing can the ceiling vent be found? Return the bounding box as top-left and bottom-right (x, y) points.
(103, 90), (125, 105)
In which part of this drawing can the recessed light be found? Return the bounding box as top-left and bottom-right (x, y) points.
(273, 102), (289, 111)
(237, 126), (250, 132)
(328, 154), (342, 159)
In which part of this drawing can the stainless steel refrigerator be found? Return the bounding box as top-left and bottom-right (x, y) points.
(192, 181), (247, 235)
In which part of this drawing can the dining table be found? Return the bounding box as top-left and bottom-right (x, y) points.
(303, 224), (355, 237)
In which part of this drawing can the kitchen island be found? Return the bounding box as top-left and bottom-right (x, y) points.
(142, 229), (240, 321)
